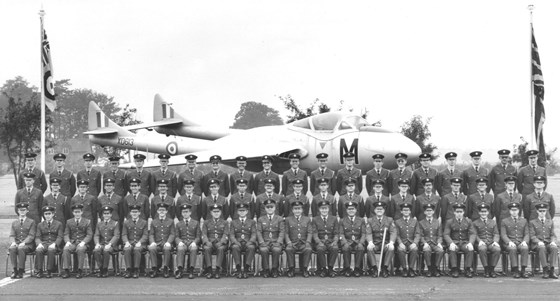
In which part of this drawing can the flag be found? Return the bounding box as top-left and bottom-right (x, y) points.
(41, 16), (56, 111)
(531, 24), (545, 163)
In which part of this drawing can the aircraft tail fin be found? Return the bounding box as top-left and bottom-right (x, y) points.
(83, 101), (133, 136)
(153, 94), (198, 126)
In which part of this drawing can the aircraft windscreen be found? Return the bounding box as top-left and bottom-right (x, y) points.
(311, 114), (339, 131)
(292, 118), (311, 129)
(345, 116), (369, 128)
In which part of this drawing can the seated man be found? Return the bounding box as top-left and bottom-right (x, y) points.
(472, 203), (500, 278)
(62, 204), (93, 279)
(366, 201), (396, 278)
(93, 206), (120, 278)
(230, 203), (257, 279)
(284, 201), (313, 278)
(35, 205), (63, 278)
(174, 204), (201, 279)
(312, 200), (339, 277)
(122, 204), (148, 279)
(443, 203), (475, 278)
(417, 204), (444, 277)
(202, 204), (229, 279)
(256, 199), (284, 278)
(394, 203), (419, 277)
(339, 201), (366, 277)
(148, 203), (175, 278)
(9, 203), (36, 279)
(529, 203), (558, 279)
(501, 202), (529, 278)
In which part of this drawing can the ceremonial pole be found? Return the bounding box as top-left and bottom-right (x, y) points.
(39, 8), (46, 172)
(528, 5), (535, 150)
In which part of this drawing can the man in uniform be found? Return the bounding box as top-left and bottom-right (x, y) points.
(488, 149), (517, 195)
(529, 203), (558, 279)
(415, 178), (440, 221)
(9, 203), (36, 279)
(440, 178), (467, 227)
(366, 201), (396, 278)
(336, 152), (363, 196)
(201, 204), (229, 279)
(337, 178), (364, 218)
(309, 153), (336, 196)
(125, 154), (152, 197)
(122, 204), (148, 278)
(44, 178), (70, 226)
(14, 172), (43, 224)
(524, 175), (555, 221)
(466, 177), (494, 221)
(229, 156), (254, 195)
(387, 153), (412, 196)
(365, 154), (390, 196)
(311, 178), (337, 217)
(150, 154), (178, 197)
(253, 155), (280, 196)
(71, 180), (99, 228)
(473, 203), (500, 278)
(282, 153), (309, 196)
(50, 153), (76, 198)
(461, 151), (490, 195)
(517, 149), (547, 201)
(97, 178), (125, 229)
(283, 179), (310, 217)
(417, 204), (444, 277)
(124, 178), (150, 220)
(255, 178), (283, 218)
(443, 203), (476, 278)
(436, 152), (459, 197)
(148, 203), (175, 278)
(102, 156), (127, 197)
(93, 206), (120, 278)
(410, 153), (438, 196)
(389, 179), (416, 221)
(230, 203), (257, 279)
(494, 176), (522, 227)
(284, 201), (313, 278)
(229, 178), (255, 220)
(339, 201), (366, 277)
(365, 179), (391, 218)
(256, 199), (284, 278)
(174, 204), (201, 279)
(177, 154), (204, 196)
(77, 153), (102, 197)
(202, 155), (230, 197)
(18, 152), (47, 193)
(201, 179), (229, 220)
(35, 205), (63, 278)
(150, 179), (176, 220)
(176, 179), (202, 222)
(62, 204), (93, 279)
(394, 203), (419, 277)
(501, 202), (529, 278)
(312, 199), (339, 277)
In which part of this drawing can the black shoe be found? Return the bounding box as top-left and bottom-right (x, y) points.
(287, 268), (295, 278)
(214, 268), (221, 279)
(328, 267), (336, 278)
(149, 268), (157, 278)
(489, 266), (497, 278)
(272, 269), (279, 278)
(102, 269), (109, 278)
(36, 270), (43, 278)
(46, 271), (52, 278)
(243, 265), (251, 279)
(408, 268), (415, 278)
(188, 267), (195, 279)
(483, 266), (489, 278)
(62, 269), (70, 279)
(401, 267), (408, 278)
(550, 267), (558, 279)
(132, 269), (139, 278)
(16, 269), (24, 278)
(521, 267), (528, 278)
(96, 269), (102, 278)
(163, 266), (170, 278)
(451, 268), (459, 278)
(353, 268), (362, 277)
(124, 269), (131, 278)
(206, 268), (213, 279)
(175, 267), (183, 279)
(302, 269), (310, 278)
(381, 267), (389, 278)
(75, 269), (82, 279)
(465, 268), (473, 278)
(512, 267), (520, 279)
(10, 269), (18, 279)
(319, 268), (327, 278)
(425, 267), (432, 277)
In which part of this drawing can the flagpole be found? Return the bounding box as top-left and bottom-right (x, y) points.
(39, 8), (46, 172)
(528, 5), (535, 150)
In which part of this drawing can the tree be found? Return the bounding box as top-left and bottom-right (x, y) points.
(231, 101), (283, 129)
(279, 95), (376, 124)
(400, 115), (438, 162)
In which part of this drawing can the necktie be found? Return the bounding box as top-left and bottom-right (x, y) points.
(293, 169), (298, 174)
(162, 169), (166, 175)
(454, 193), (458, 199)
(48, 221), (51, 228)
(160, 219), (164, 223)
(322, 194), (326, 200)
(450, 169), (454, 175)
(378, 218), (382, 224)
(28, 189), (31, 195)
(541, 219), (545, 225)
(214, 196), (217, 202)
(81, 195), (85, 201)
(161, 194), (165, 200)
(351, 217), (354, 223)
(268, 215), (272, 221)
(509, 192), (513, 199)
(241, 219), (245, 225)
(428, 219), (432, 224)
(113, 171), (116, 177)
(537, 192), (541, 198)
(349, 193), (353, 199)
(427, 194), (431, 199)
(265, 171), (269, 177)
(321, 169), (324, 176)
(424, 169), (428, 175)
(533, 166), (537, 173)
(214, 172), (218, 177)
(134, 194), (137, 201)
(76, 219), (79, 224)
(402, 194), (406, 200)
(53, 193), (57, 199)
(503, 165), (506, 170)
(87, 170), (90, 176)
(296, 194), (300, 200)
(188, 195), (191, 202)
(297, 216), (300, 223)
(241, 193), (244, 199)
(323, 217), (327, 224)
(377, 170), (380, 176)
(483, 219), (487, 225)
(475, 167), (479, 173)
(513, 218), (517, 223)
(405, 218), (408, 223)
(58, 171), (62, 176)
(481, 193), (485, 199)
(105, 221), (108, 226)
(133, 219), (137, 224)
(20, 219), (23, 225)
(267, 194), (272, 199)
(185, 219), (189, 228)
(108, 193), (112, 199)
(399, 169), (403, 175)
(377, 196), (380, 202)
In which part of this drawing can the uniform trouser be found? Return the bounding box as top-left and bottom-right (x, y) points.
(9, 244), (33, 269)
(203, 241), (226, 268)
(123, 245), (146, 269)
(477, 243), (501, 267)
(449, 242), (473, 268)
(62, 243), (88, 270)
(342, 241), (365, 269)
(506, 242), (528, 268)
(231, 242), (256, 266)
(36, 245), (58, 271)
(285, 241), (312, 268)
(93, 245), (115, 269)
(534, 243), (558, 268)
(315, 241), (338, 269)
(148, 243), (172, 268)
(422, 243), (443, 268)
(397, 241), (418, 269)
(176, 242), (198, 268)
(259, 242), (282, 270)
(367, 242), (395, 268)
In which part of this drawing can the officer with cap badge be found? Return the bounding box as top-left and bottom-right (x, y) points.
(365, 154), (390, 196)
(365, 179), (391, 218)
(443, 203), (475, 278)
(93, 206), (120, 278)
(125, 153), (152, 197)
(49, 153), (76, 198)
(17, 152), (48, 193)
(493, 176), (522, 227)
(202, 178), (229, 220)
(229, 178), (255, 220)
(255, 178), (283, 218)
(366, 201), (396, 278)
(488, 149), (517, 195)
(230, 202), (257, 279)
(148, 203), (175, 278)
(524, 175), (555, 221)
(517, 149), (546, 199)
(229, 155), (254, 195)
(283, 179), (310, 217)
(176, 179), (202, 222)
(284, 200), (313, 278)
(394, 202), (419, 277)
(253, 155), (281, 196)
(339, 201), (366, 277)
(150, 154), (177, 197)
(461, 151), (489, 195)
(282, 153), (309, 196)
(62, 204), (93, 279)
(43, 177), (70, 227)
(35, 205), (63, 278)
(77, 153), (102, 197)
(472, 203), (500, 278)
(14, 172), (43, 224)
(501, 202), (529, 278)
(336, 152), (363, 196)
(177, 154), (204, 196)
(529, 203), (558, 279)
(102, 156), (127, 197)
(436, 152), (459, 197)
(312, 199), (339, 277)
(71, 179), (99, 228)
(256, 199), (285, 278)
(389, 179), (416, 221)
(174, 203), (201, 279)
(387, 153), (412, 195)
(337, 177), (364, 218)
(466, 177), (494, 221)
(150, 179), (176, 220)
(415, 178), (440, 221)
(202, 204), (229, 279)
(122, 204), (149, 278)
(410, 153), (438, 196)
(417, 203), (444, 277)
(440, 178), (466, 227)
(9, 203), (36, 279)
(97, 178), (125, 228)
(202, 155), (230, 197)
(124, 178), (150, 220)
(311, 177), (337, 217)
(309, 153), (336, 196)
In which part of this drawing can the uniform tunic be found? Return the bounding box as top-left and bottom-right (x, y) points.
(14, 187), (43, 224)
(49, 169), (76, 198)
(335, 167), (362, 196)
(177, 168), (204, 196)
(365, 168), (390, 196)
(175, 194), (202, 221)
(18, 167), (48, 193)
(77, 168), (102, 197)
(309, 168), (336, 196)
(253, 170), (280, 195)
(102, 169), (128, 197)
(488, 164), (517, 195)
(312, 215), (339, 268)
(282, 168), (309, 196)
(9, 218), (36, 269)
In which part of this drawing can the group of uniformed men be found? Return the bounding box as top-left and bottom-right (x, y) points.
(9, 148), (558, 281)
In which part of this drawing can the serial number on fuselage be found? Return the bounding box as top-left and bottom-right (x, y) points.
(117, 137), (134, 146)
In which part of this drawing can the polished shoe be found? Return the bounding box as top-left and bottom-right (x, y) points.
(124, 269), (131, 279)
(243, 265), (251, 279)
(381, 267), (389, 278)
(206, 268), (213, 279)
(62, 269), (71, 279)
(75, 269), (83, 279)
(16, 269), (24, 278)
(10, 268), (18, 279)
(262, 269), (270, 278)
(328, 267), (336, 278)
(149, 268), (157, 278)
(489, 266), (497, 278)
(370, 267), (378, 278)
(214, 268), (221, 279)
(465, 268), (473, 278)
(188, 267), (195, 279)
(425, 267), (432, 277)
(163, 266), (170, 278)
(344, 268), (353, 277)
(302, 269), (310, 278)
(408, 268), (415, 278)
(287, 268), (295, 278)
(542, 267), (550, 279)
(451, 268), (459, 278)
(272, 269), (279, 278)
(96, 269), (103, 278)
(175, 268), (183, 279)
(401, 267), (408, 278)
(102, 269), (109, 278)
(434, 268), (441, 277)
(36, 270), (44, 278)
(132, 269), (139, 278)
(512, 267), (520, 278)
(45, 271), (52, 278)
(353, 268), (362, 277)
(483, 266), (490, 278)
(550, 267), (558, 279)
(520, 267), (529, 279)
(319, 268), (327, 278)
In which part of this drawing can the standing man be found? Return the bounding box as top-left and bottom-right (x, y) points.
(339, 201), (366, 277)
(177, 154), (204, 197)
(415, 178), (440, 221)
(43, 178), (70, 227)
(229, 156), (254, 195)
(77, 153), (102, 197)
(255, 179), (283, 218)
(529, 203), (558, 279)
(365, 179), (391, 218)
(102, 156), (127, 197)
(417, 204), (444, 277)
(410, 153), (438, 196)
(14, 172), (43, 224)
(387, 153), (412, 196)
(389, 179), (416, 221)
(365, 154), (390, 196)
(201, 179), (229, 220)
(494, 176), (522, 227)
(50, 153), (76, 199)
(436, 152), (459, 197)
(500, 202), (529, 278)
(256, 199), (284, 278)
(312, 200), (339, 277)
(336, 152), (363, 196)
(443, 203), (476, 278)
(253, 155), (280, 196)
(35, 206), (63, 278)
(473, 203), (500, 278)
(148, 203), (175, 278)
(18, 152), (47, 193)
(9, 203), (36, 279)
(150, 154), (178, 198)
(202, 155), (230, 197)
(174, 204), (201, 279)
(122, 204), (149, 279)
(440, 178), (467, 227)
(123, 178), (150, 220)
(311, 178), (337, 217)
(394, 203), (419, 277)
(201, 204), (229, 279)
(517, 149), (547, 200)
(283, 179), (310, 217)
(71, 180), (99, 228)
(461, 151), (490, 196)
(488, 149), (517, 195)
(97, 178), (125, 228)
(125, 154), (152, 197)
(309, 153), (336, 196)
(93, 206), (120, 278)
(150, 179), (176, 220)
(230, 203), (257, 279)
(62, 204), (92, 279)
(176, 180), (202, 222)
(282, 153), (309, 197)
(366, 201), (396, 278)
(466, 177), (494, 221)
(284, 201), (313, 278)
(337, 178), (364, 218)
(229, 178), (255, 220)
(523, 175), (555, 221)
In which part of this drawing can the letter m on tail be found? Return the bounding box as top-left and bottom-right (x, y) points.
(339, 138), (359, 164)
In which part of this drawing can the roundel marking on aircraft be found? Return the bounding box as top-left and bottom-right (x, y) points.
(166, 142), (178, 155)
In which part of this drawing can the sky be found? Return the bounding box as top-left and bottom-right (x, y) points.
(1, 0), (559, 164)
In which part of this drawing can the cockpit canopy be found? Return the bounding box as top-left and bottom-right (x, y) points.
(291, 112), (370, 132)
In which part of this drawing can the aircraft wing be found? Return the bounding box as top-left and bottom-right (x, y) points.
(122, 119), (183, 131)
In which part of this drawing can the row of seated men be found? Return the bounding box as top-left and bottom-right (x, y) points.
(10, 180), (558, 280)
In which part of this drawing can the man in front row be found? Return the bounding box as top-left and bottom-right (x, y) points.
(9, 203), (36, 279)
(122, 205), (148, 279)
(148, 203), (175, 278)
(472, 203), (500, 278)
(202, 204), (229, 279)
(62, 204), (92, 279)
(501, 202), (529, 278)
(174, 204), (201, 279)
(285, 201), (313, 278)
(35, 205), (63, 278)
(394, 203), (419, 277)
(230, 203), (257, 279)
(93, 206), (120, 278)
(257, 199), (284, 278)
(529, 203), (558, 279)
(366, 201), (396, 278)
(312, 200), (339, 277)
(417, 204), (443, 277)
(443, 203), (475, 278)
(340, 201), (366, 277)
